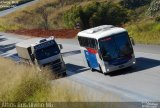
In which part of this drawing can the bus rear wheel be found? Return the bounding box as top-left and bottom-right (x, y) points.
(91, 68), (96, 72)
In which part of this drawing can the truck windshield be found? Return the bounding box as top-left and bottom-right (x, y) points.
(35, 41), (60, 60)
(99, 32), (133, 61)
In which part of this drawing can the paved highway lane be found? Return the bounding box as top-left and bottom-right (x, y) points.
(0, 0), (39, 17)
(55, 39), (160, 102)
(0, 32), (160, 102)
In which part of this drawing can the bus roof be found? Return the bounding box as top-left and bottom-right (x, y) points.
(77, 25), (126, 40)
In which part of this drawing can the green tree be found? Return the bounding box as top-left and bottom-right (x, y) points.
(35, 7), (52, 30)
(63, 2), (129, 29)
(147, 0), (160, 17)
(63, 5), (82, 28)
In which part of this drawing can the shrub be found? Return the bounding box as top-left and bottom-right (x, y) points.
(147, 0), (160, 17)
(63, 2), (129, 30)
(155, 16), (160, 22)
(126, 20), (160, 44)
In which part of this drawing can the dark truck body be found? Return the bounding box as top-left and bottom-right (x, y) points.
(16, 37), (66, 76)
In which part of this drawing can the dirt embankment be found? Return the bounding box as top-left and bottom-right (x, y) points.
(8, 29), (80, 38)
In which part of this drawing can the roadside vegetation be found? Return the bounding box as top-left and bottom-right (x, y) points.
(0, 57), (121, 108)
(126, 0), (160, 44)
(63, 2), (129, 29)
(0, 0), (159, 44)
(0, 57), (83, 102)
(127, 20), (160, 44)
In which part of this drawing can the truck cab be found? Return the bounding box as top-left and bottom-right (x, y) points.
(16, 37), (66, 76)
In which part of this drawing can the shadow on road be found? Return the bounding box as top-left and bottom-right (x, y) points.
(66, 63), (90, 76)
(108, 57), (160, 77)
(0, 43), (15, 53)
(62, 50), (81, 57)
(0, 38), (7, 42)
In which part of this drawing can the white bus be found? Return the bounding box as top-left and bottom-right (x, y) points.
(77, 25), (136, 74)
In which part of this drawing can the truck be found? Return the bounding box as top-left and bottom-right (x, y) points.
(16, 36), (66, 76)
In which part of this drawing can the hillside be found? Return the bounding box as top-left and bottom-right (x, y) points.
(0, 0), (159, 44)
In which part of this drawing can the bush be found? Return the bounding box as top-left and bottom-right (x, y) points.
(126, 20), (160, 44)
(147, 0), (160, 17)
(63, 5), (82, 29)
(63, 2), (129, 30)
(155, 16), (160, 22)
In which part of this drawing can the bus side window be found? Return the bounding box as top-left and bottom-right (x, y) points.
(78, 37), (97, 49)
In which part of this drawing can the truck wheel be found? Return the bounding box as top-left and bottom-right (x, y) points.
(62, 72), (67, 77)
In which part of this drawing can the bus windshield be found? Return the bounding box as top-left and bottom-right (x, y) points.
(35, 42), (60, 60)
(99, 32), (133, 61)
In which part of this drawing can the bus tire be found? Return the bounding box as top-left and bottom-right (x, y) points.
(103, 72), (109, 75)
(91, 68), (95, 72)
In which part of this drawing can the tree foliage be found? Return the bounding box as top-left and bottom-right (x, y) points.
(63, 2), (129, 30)
(147, 0), (160, 17)
(35, 7), (52, 30)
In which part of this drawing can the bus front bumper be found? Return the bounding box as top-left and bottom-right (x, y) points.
(104, 58), (136, 73)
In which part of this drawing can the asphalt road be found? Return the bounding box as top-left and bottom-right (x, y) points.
(0, 0), (38, 17)
(0, 32), (160, 103)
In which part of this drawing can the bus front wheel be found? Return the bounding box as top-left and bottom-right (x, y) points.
(99, 65), (103, 73)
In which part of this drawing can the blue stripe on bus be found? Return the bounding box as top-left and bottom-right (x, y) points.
(84, 50), (99, 69)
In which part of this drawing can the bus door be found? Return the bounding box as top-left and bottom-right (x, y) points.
(84, 48), (99, 70)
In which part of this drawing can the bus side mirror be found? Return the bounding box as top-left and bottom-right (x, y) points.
(130, 37), (135, 46)
(58, 44), (63, 50)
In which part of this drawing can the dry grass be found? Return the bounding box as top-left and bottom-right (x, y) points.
(0, 57), (51, 102)
(0, 57), (122, 108)
(0, 57), (85, 102)
(126, 19), (160, 45)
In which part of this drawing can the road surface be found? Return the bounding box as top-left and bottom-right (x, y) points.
(0, 32), (160, 104)
(0, 0), (38, 17)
